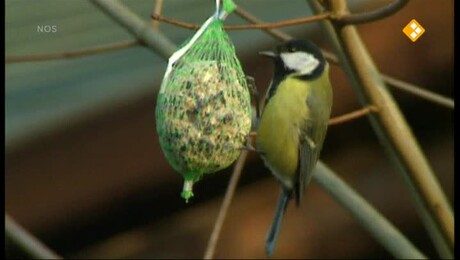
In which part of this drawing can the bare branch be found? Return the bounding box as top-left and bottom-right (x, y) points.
(234, 7), (292, 41)
(149, 0), (410, 30)
(331, 0), (410, 25)
(321, 0), (454, 257)
(91, 0), (176, 60)
(328, 106), (378, 126)
(150, 13), (331, 31)
(5, 214), (62, 259)
(150, 0), (164, 30)
(204, 151), (248, 259)
(382, 74), (454, 109)
(313, 162), (427, 259)
(5, 40), (139, 63)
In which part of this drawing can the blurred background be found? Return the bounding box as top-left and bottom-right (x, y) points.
(5, 0), (453, 259)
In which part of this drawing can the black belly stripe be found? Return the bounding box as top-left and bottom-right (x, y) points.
(264, 60), (325, 106)
(264, 74), (284, 105)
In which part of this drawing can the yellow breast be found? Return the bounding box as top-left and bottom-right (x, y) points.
(256, 77), (311, 188)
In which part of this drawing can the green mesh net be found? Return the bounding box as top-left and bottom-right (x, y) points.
(155, 5), (252, 202)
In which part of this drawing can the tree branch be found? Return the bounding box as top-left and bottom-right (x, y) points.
(382, 74), (454, 109)
(204, 151), (248, 259)
(5, 40), (139, 63)
(5, 214), (62, 259)
(313, 162), (427, 259)
(330, 0), (410, 25)
(150, 0), (164, 30)
(90, 0), (176, 60)
(316, 0), (453, 257)
(150, 12), (331, 31)
(328, 106), (378, 126)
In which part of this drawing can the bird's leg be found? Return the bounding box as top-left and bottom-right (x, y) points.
(238, 131), (258, 153)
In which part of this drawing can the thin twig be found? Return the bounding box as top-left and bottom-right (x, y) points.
(248, 107), (378, 134)
(150, 0), (164, 30)
(90, 0), (177, 60)
(204, 151), (248, 259)
(330, 0), (410, 25)
(150, 12), (331, 31)
(328, 106), (378, 126)
(150, 14), (198, 30)
(322, 51), (455, 110)
(313, 162), (427, 259)
(322, 50), (340, 64)
(234, 7), (291, 41)
(382, 75), (454, 109)
(319, 0), (453, 257)
(5, 40), (139, 63)
(151, 0), (409, 29)
(5, 214), (62, 259)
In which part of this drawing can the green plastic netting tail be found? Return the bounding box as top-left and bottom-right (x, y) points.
(155, 0), (252, 202)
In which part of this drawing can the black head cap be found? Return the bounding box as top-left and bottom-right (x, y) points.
(260, 39), (326, 80)
(277, 39), (326, 65)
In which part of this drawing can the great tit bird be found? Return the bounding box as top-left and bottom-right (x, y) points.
(256, 39), (333, 256)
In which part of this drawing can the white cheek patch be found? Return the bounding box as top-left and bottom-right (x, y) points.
(280, 52), (320, 75)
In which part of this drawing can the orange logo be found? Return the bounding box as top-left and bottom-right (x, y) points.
(403, 19), (425, 42)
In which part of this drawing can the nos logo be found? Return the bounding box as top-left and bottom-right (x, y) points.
(37, 25), (57, 33)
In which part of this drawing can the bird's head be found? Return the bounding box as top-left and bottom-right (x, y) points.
(259, 39), (326, 79)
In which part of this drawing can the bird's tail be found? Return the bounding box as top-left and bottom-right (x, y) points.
(265, 190), (290, 257)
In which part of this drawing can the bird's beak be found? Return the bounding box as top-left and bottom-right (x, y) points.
(258, 51), (278, 59)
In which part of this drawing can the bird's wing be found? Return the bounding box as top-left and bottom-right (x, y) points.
(294, 91), (328, 206)
(295, 134), (317, 206)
